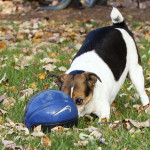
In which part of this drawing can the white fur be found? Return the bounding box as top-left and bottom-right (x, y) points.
(70, 86), (74, 98)
(110, 7), (124, 23)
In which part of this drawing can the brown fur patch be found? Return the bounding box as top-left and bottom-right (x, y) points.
(61, 74), (93, 107)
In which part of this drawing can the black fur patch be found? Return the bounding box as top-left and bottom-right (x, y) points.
(84, 81), (91, 97)
(73, 26), (127, 81)
(69, 70), (85, 75)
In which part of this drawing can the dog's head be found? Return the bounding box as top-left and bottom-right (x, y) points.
(50, 72), (101, 116)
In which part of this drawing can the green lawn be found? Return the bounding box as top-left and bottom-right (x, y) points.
(0, 19), (150, 150)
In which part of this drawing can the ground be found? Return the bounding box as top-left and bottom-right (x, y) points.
(0, 2), (150, 22)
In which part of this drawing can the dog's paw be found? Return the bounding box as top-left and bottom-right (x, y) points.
(143, 102), (150, 114)
(98, 116), (109, 123)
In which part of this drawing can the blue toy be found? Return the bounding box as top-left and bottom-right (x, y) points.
(24, 90), (78, 131)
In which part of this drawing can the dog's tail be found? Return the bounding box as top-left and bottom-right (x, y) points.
(110, 7), (124, 25)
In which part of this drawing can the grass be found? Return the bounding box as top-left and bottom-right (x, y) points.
(0, 19), (150, 150)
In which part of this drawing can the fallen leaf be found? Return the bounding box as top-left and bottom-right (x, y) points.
(15, 123), (29, 135)
(10, 86), (16, 92)
(0, 93), (7, 103)
(0, 41), (6, 49)
(2, 97), (16, 108)
(29, 82), (38, 91)
(90, 131), (102, 139)
(0, 109), (8, 115)
(84, 126), (98, 132)
(143, 103), (150, 115)
(124, 103), (130, 108)
(0, 73), (6, 84)
(20, 88), (34, 100)
(31, 131), (45, 137)
(0, 116), (2, 124)
(2, 139), (16, 149)
(124, 119), (150, 128)
(109, 120), (121, 130)
(58, 66), (67, 72)
(33, 37), (41, 43)
(44, 84), (50, 90)
(49, 52), (57, 58)
(79, 133), (94, 141)
(129, 127), (136, 133)
(40, 58), (57, 63)
(5, 118), (15, 127)
(74, 140), (88, 147)
(38, 72), (45, 80)
(34, 125), (42, 132)
(51, 126), (69, 133)
(42, 63), (56, 71)
(41, 135), (52, 147)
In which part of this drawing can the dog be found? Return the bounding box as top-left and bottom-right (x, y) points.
(51, 7), (149, 122)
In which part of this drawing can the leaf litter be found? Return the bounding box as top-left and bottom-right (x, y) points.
(0, 11), (150, 149)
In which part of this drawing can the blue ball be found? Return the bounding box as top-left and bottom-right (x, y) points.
(24, 90), (78, 131)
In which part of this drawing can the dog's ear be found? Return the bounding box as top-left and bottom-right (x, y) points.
(49, 73), (67, 89)
(83, 72), (101, 89)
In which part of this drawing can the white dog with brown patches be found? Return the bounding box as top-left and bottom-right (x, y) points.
(51, 7), (149, 122)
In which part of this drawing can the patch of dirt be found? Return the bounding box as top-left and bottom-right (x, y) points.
(0, 1), (150, 22)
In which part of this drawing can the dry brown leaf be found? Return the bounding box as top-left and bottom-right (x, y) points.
(123, 122), (131, 130)
(0, 109), (8, 115)
(148, 59), (150, 66)
(0, 93), (7, 103)
(125, 119), (150, 128)
(41, 135), (52, 147)
(33, 37), (41, 43)
(31, 130), (45, 137)
(143, 103), (150, 115)
(34, 125), (42, 132)
(109, 120), (121, 130)
(10, 86), (16, 92)
(129, 127), (136, 133)
(38, 72), (45, 80)
(2, 139), (16, 149)
(29, 82), (38, 91)
(51, 126), (69, 133)
(20, 88), (34, 100)
(34, 31), (43, 38)
(79, 133), (94, 141)
(40, 58), (57, 63)
(0, 73), (6, 84)
(42, 63), (56, 71)
(74, 140), (88, 147)
(49, 52), (57, 58)
(44, 84), (50, 90)
(5, 118), (15, 127)
(15, 123), (29, 135)
(0, 41), (6, 49)
(0, 116), (2, 125)
(90, 131), (102, 139)
(84, 126), (98, 132)
(2, 97), (15, 108)
(58, 66), (67, 72)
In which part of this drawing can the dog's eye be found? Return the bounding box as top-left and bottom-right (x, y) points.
(75, 97), (83, 105)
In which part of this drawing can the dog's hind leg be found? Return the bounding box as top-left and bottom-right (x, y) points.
(129, 64), (149, 106)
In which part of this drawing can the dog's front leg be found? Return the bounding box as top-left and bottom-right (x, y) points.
(96, 101), (110, 122)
